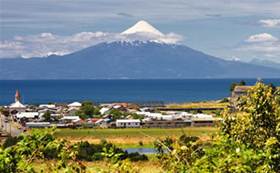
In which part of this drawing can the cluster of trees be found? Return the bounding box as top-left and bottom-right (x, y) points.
(108, 109), (144, 121)
(74, 101), (144, 120)
(155, 82), (280, 172)
(75, 101), (101, 119)
(230, 80), (246, 92)
(42, 110), (61, 122)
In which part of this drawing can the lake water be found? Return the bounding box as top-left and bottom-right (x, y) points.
(125, 148), (157, 154)
(0, 79), (280, 105)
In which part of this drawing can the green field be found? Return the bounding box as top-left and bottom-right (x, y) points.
(53, 127), (218, 147)
(33, 155), (162, 173)
(55, 127), (217, 138)
(167, 101), (228, 109)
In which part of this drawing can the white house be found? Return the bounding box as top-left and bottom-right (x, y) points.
(192, 114), (213, 120)
(116, 119), (141, 128)
(61, 116), (80, 122)
(191, 114), (214, 127)
(26, 122), (50, 128)
(99, 107), (111, 115)
(95, 118), (111, 128)
(39, 104), (56, 109)
(15, 112), (39, 119)
(68, 102), (82, 108)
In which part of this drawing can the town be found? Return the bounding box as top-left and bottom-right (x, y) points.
(0, 89), (226, 136)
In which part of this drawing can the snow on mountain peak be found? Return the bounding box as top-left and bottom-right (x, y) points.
(121, 20), (164, 36)
(1, 20), (182, 58)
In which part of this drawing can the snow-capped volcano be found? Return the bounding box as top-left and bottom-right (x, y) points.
(2, 41), (280, 79)
(1, 20), (182, 58)
(121, 20), (164, 36)
(120, 20), (181, 44)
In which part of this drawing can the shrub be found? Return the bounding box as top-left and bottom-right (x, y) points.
(127, 152), (148, 161)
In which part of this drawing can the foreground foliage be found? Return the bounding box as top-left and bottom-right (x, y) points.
(156, 82), (280, 172)
(75, 140), (147, 162)
(0, 128), (147, 173)
(0, 129), (85, 172)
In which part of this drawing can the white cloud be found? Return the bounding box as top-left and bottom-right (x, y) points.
(0, 30), (182, 58)
(239, 33), (280, 60)
(259, 19), (280, 28)
(246, 33), (278, 43)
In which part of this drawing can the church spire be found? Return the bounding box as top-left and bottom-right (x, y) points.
(15, 89), (21, 102)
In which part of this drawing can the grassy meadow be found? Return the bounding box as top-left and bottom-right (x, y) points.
(32, 155), (163, 173)
(53, 127), (218, 147)
(166, 101), (228, 109)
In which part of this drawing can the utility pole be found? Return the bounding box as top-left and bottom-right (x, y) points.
(0, 113), (2, 130)
(0, 113), (2, 135)
(9, 117), (12, 136)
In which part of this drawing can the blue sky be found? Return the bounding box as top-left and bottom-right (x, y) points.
(1, 0), (280, 62)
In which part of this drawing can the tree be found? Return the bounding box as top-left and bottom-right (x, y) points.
(239, 80), (246, 86)
(230, 80), (246, 92)
(202, 83), (280, 172)
(42, 111), (51, 122)
(75, 101), (100, 119)
(223, 82), (280, 148)
(108, 109), (125, 120)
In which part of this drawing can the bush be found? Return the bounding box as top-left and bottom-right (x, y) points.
(75, 140), (148, 162)
(154, 137), (174, 158)
(157, 82), (280, 172)
(178, 135), (199, 146)
(2, 136), (21, 149)
(127, 152), (148, 161)
(0, 129), (85, 172)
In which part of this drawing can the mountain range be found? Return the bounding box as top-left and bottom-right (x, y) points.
(250, 58), (280, 70)
(0, 20), (279, 79)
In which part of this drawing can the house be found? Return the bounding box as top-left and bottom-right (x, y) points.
(230, 86), (253, 109)
(143, 119), (191, 128)
(191, 114), (214, 127)
(15, 112), (39, 119)
(25, 122), (50, 128)
(68, 102), (82, 108)
(99, 107), (111, 115)
(60, 116), (80, 123)
(95, 118), (111, 128)
(39, 104), (56, 109)
(231, 86), (252, 98)
(116, 119), (141, 128)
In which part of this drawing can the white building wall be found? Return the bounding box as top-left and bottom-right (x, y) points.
(116, 120), (140, 128)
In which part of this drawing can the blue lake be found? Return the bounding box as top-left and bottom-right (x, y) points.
(125, 148), (157, 154)
(0, 79), (280, 105)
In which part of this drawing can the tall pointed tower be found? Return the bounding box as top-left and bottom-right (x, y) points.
(15, 89), (21, 102)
